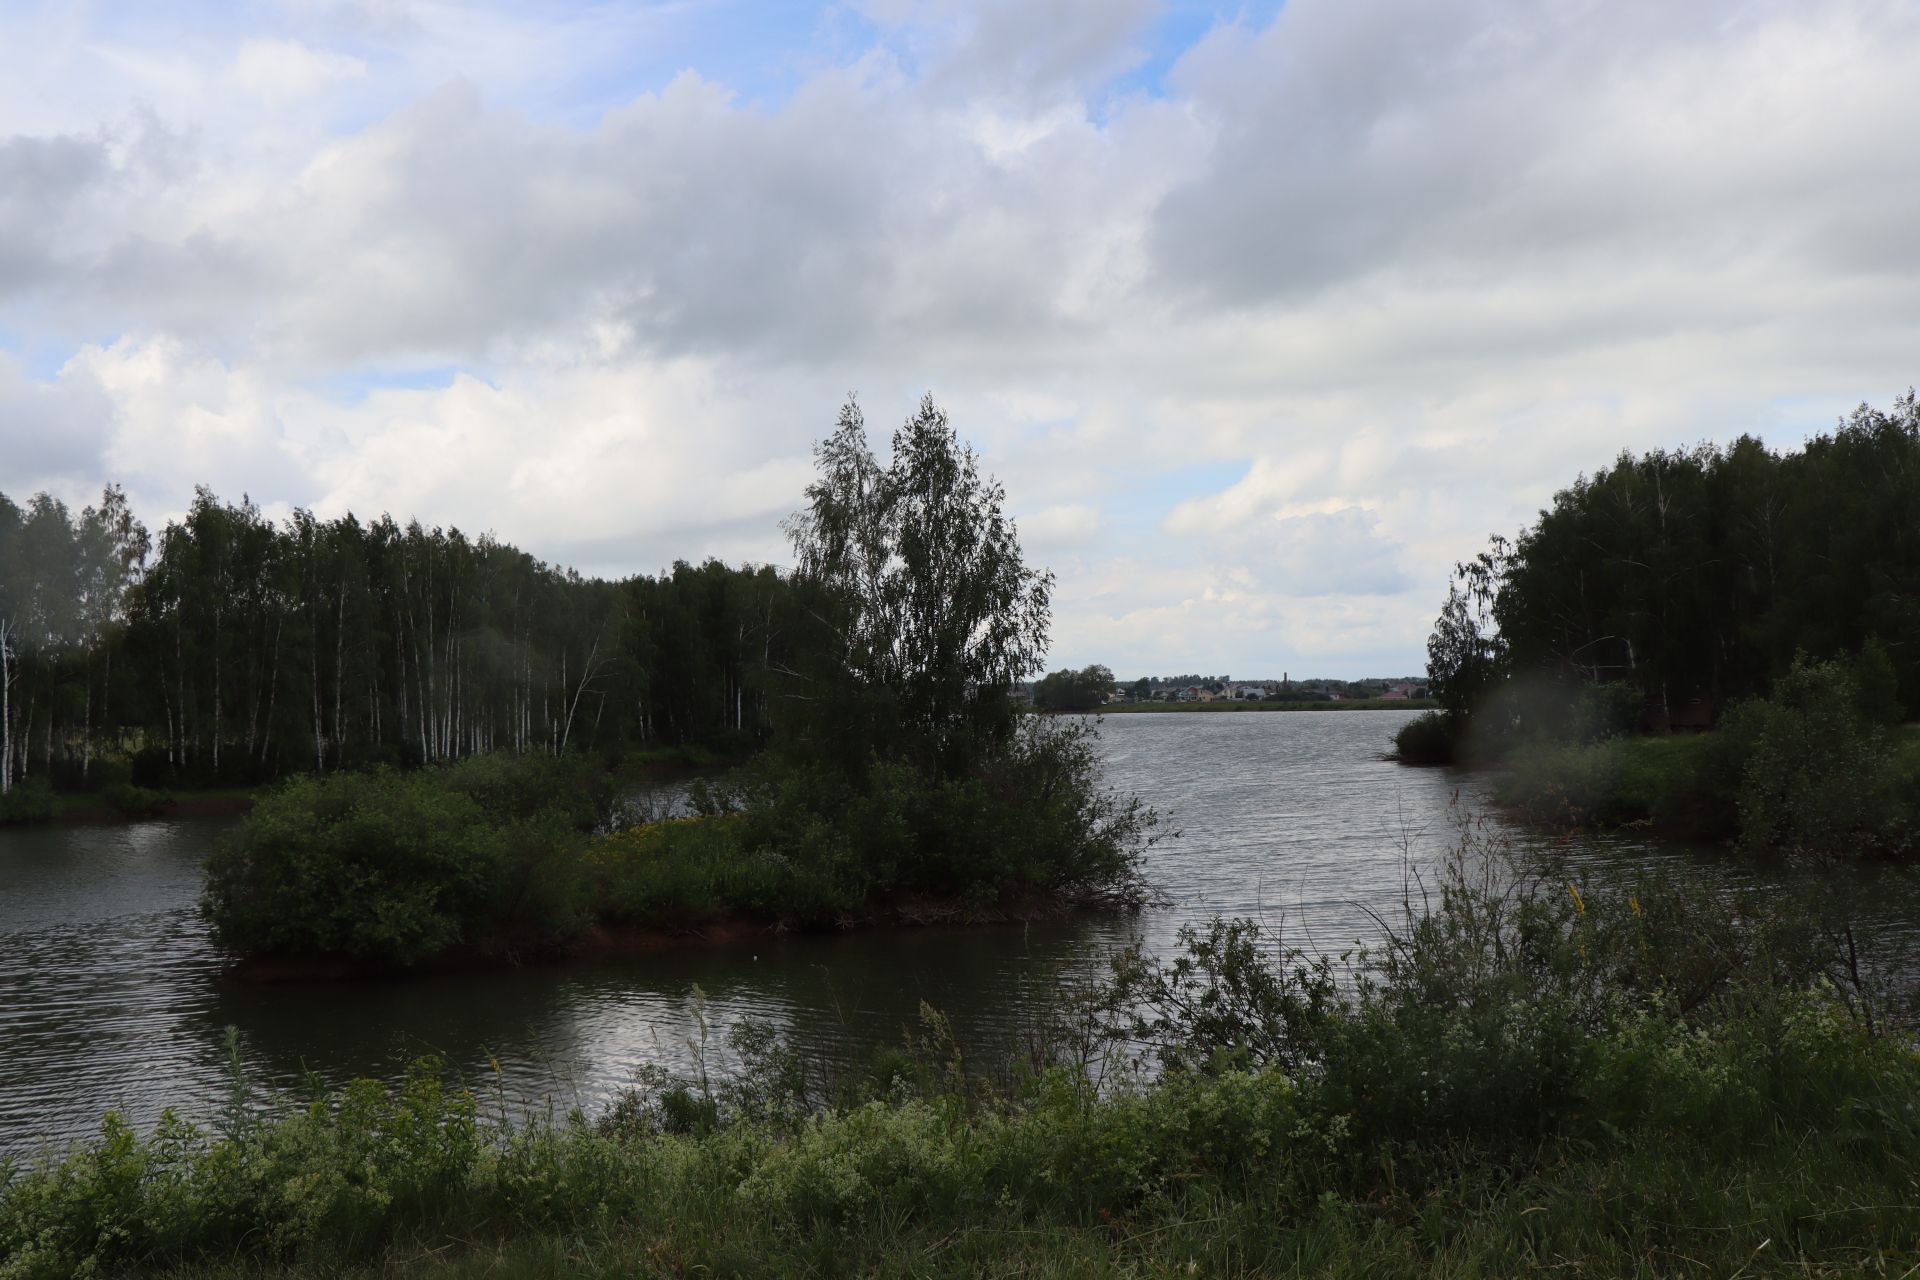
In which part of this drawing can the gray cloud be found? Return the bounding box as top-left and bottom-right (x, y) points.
(0, 351), (115, 488)
(3, 0), (1920, 675)
(0, 134), (110, 293)
(1151, 0), (1920, 317)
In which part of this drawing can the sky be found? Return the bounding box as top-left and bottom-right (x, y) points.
(4, 0), (1919, 679)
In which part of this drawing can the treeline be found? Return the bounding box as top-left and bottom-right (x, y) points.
(1032, 664), (1116, 711)
(0, 485), (786, 793)
(1429, 392), (1920, 725)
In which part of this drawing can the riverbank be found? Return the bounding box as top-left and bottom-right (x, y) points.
(9, 856), (1913, 1278)
(1, 744), (742, 831)
(1491, 723), (1920, 845)
(52, 787), (258, 824)
(12, 1053), (1912, 1279)
(223, 889), (1119, 984)
(1103, 698), (1436, 713)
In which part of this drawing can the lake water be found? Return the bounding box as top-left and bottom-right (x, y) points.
(3, 710), (1914, 1156)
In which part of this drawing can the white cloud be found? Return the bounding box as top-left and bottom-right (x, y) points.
(230, 39), (368, 104)
(1018, 503), (1101, 555)
(3, 0), (1919, 676)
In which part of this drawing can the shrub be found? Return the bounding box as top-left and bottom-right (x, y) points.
(0, 779), (54, 825)
(709, 716), (1153, 918)
(199, 754), (643, 965)
(201, 771), (505, 964)
(101, 782), (170, 819)
(1724, 654), (1914, 858)
(439, 751), (619, 833)
(1390, 711), (1455, 765)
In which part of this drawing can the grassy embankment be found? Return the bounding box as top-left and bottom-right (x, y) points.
(1104, 698), (1437, 714)
(0, 779), (221, 826)
(7, 847), (1917, 1277)
(1494, 722), (1920, 844)
(0, 740), (756, 830)
(1401, 656), (1920, 852)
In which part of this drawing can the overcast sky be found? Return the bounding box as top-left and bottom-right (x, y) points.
(4, 0), (1918, 678)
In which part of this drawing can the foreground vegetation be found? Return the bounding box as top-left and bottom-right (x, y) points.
(11, 839), (1918, 1277)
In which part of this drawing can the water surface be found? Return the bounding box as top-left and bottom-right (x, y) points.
(3, 711), (1912, 1154)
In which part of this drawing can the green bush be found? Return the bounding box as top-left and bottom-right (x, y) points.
(200, 757), (611, 966)
(0, 779), (53, 825)
(201, 772), (507, 965)
(100, 782), (170, 819)
(1724, 654), (1915, 858)
(710, 716), (1154, 919)
(1493, 723), (1743, 841)
(1495, 740), (1629, 827)
(438, 751), (619, 832)
(1390, 711), (1455, 765)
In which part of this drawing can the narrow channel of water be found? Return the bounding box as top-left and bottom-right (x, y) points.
(2, 710), (1914, 1156)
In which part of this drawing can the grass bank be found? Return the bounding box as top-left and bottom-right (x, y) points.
(1494, 722), (1920, 846)
(1, 781), (261, 827)
(1416, 658), (1920, 854)
(9, 847), (1916, 1278)
(1104, 698), (1436, 713)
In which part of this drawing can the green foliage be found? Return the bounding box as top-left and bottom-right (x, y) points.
(200, 758), (608, 965)
(1105, 918), (1338, 1074)
(1390, 711), (1455, 764)
(1429, 392), (1920, 727)
(100, 783), (169, 819)
(1425, 542), (1509, 725)
(584, 815), (791, 923)
(778, 395), (1051, 783)
(1495, 727), (1739, 838)
(0, 778), (54, 825)
(1568, 679), (1643, 741)
(0, 481), (786, 796)
(1032, 664), (1116, 712)
(1724, 653), (1915, 859)
(1493, 654), (1920, 852)
(707, 716), (1154, 917)
(10, 836), (1918, 1278)
(436, 751), (618, 832)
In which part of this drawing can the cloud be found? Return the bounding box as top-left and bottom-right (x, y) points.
(0, 133), (112, 293)
(857, 0), (1159, 106)
(0, 349), (116, 488)
(229, 39), (368, 104)
(3, 0), (1920, 677)
(1018, 502), (1101, 555)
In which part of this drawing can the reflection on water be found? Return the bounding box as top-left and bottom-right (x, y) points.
(3, 710), (1915, 1154)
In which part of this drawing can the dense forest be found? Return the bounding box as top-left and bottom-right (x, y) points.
(1428, 392), (1920, 725)
(0, 485), (786, 793)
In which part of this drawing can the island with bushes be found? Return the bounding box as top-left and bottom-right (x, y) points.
(194, 397), (1152, 977)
